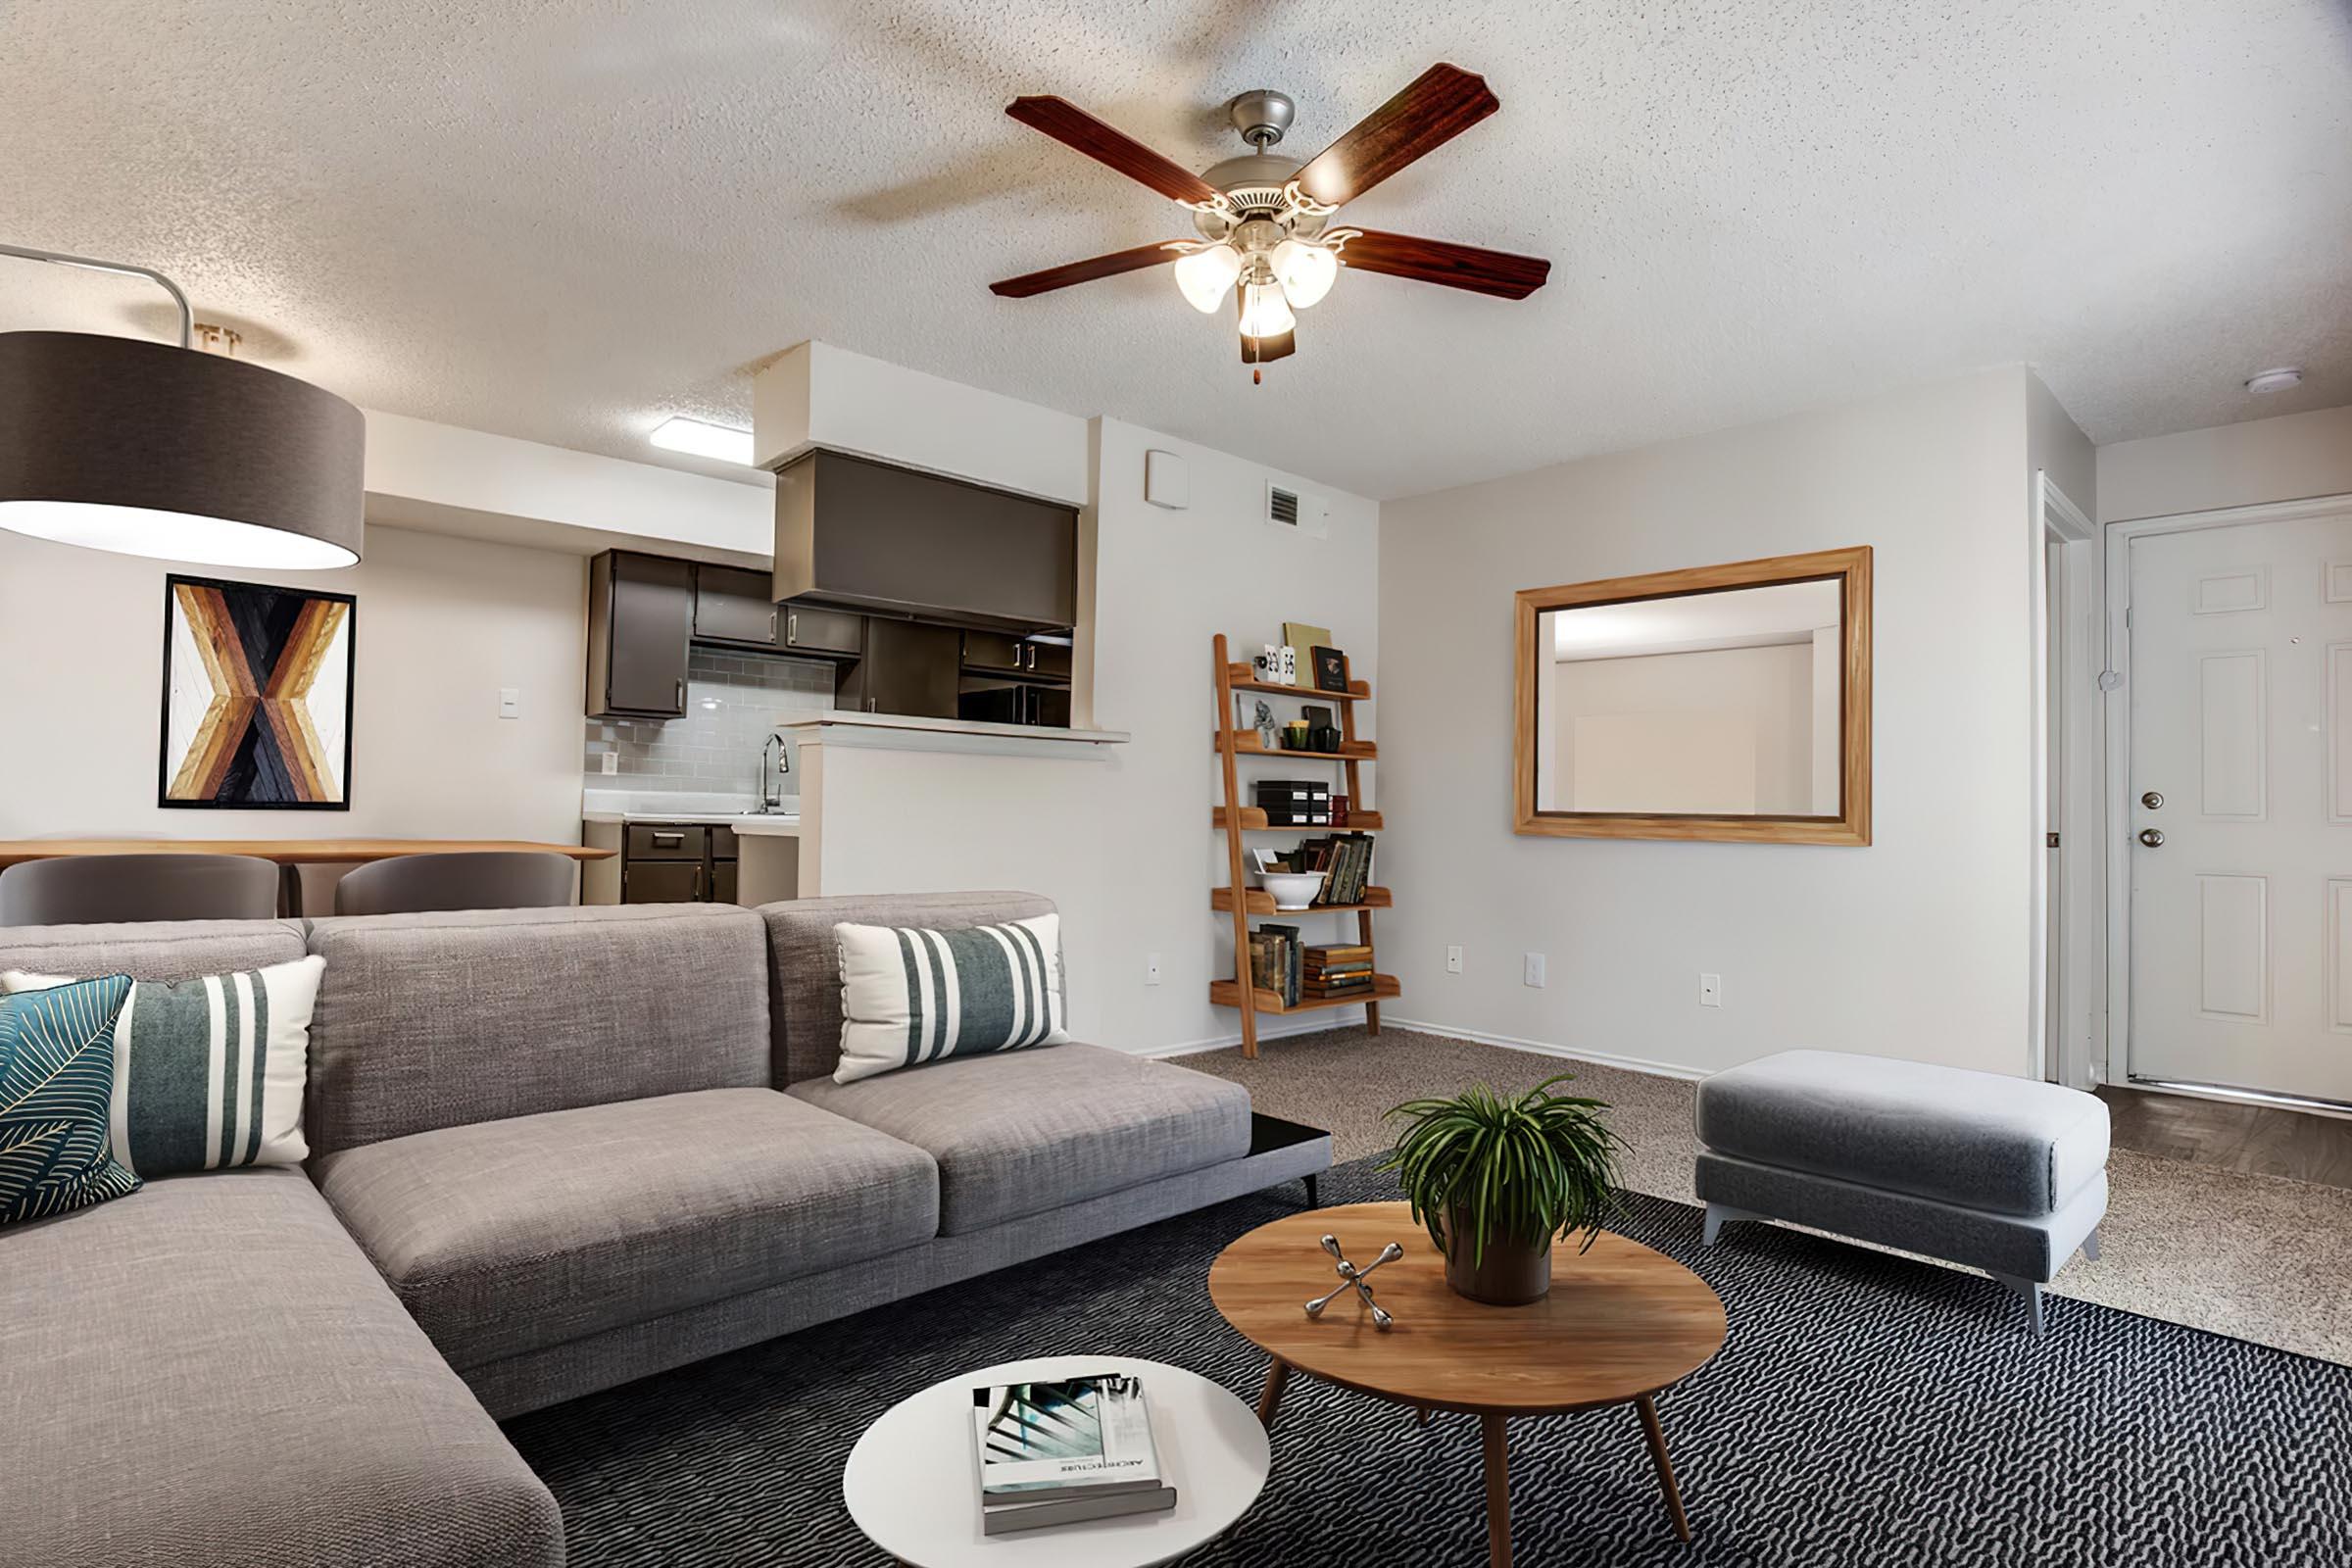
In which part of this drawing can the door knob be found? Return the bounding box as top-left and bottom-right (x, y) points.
(2138, 828), (2165, 848)
(2140, 791), (2164, 810)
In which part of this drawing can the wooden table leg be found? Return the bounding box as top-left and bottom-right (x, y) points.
(1415, 1403), (1432, 1427)
(1635, 1394), (1692, 1542)
(1481, 1413), (1511, 1568)
(1255, 1357), (1292, 1431)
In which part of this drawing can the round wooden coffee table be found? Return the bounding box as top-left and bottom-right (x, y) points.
(1207, 1200), (1727, 1567)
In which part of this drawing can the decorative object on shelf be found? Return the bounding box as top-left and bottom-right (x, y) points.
(1332, 793), (1350, 826)
(1253, 643), (1291, 685)
(1311, 645), (1348, 692)
(1278, 646), (1298, 686)
(0, 242), (365, 568)
(161, 574), (356, 809)
(990, 67), (1551, 383)
(1303, 1233), (1402, 1329)
(1281, 622), (1331, 678)
(1257, 869), (1326, 911)
(1247, 697), (1278, 749)
(1380, 1074), (1624, 1306)
(1301, 704), (1342, 752)
(1281, 719), (1311, 751)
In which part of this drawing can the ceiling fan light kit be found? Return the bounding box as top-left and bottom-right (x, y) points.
(993, 65), (1551, 380)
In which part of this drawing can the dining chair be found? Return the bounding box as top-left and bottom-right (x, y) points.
(0, 853), (281, 925)
(331, 852), (576, 916)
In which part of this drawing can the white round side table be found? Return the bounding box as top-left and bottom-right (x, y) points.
(843, 1353), (1270, 1568)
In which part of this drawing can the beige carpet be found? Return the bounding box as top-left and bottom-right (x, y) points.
(1182, 1024), (2352, 1365)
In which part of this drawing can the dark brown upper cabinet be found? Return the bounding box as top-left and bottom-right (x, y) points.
(693, 564), (781, 649)
(779, 603), (864, 660)
(774, 450), (1078, 633)
(587, 551), (693, 718)
(836, 618), (961, 719)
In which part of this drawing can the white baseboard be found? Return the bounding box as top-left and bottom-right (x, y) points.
(1379, 1018), (1708, 1083)
(1141, 1012), (1372, 1060)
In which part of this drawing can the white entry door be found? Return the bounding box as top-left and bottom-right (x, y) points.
(2127, 507), (2352, 1103)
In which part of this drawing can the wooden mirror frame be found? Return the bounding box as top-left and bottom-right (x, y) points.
(1513, 546), (1872, 845)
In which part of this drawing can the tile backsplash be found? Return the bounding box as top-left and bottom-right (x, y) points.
(583, 648), (833, 798)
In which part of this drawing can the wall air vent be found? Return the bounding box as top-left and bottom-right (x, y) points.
(1266, 482), (1300, 528)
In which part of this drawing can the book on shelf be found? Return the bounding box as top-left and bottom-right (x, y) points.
(971, 1372), (1177, 1535)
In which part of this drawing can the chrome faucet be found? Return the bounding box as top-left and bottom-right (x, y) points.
(758, 730), (791, 813)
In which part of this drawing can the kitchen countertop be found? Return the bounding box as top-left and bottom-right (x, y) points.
(580, 791), (802, 834)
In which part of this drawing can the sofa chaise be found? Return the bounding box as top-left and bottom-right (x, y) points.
(2, 893), (1328, 1567)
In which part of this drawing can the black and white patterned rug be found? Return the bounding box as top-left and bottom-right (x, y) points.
(506, 1158), (2352, 1566)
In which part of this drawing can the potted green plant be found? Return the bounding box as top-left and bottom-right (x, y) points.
(1379, 1074), (1624, 1306)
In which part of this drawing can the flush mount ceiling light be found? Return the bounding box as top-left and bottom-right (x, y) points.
(649, 415), (756, 465)
(2243, 367), (2304, 395)
(990, 68), (1552, 383)
(0, 241), (364, 568)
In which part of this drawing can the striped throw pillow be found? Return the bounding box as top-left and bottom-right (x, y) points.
(1, 974), (140, 1227)
(2, 956), (322, 1177)
(833, 914), (1069, 1085)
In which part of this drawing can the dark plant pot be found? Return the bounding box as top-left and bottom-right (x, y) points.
(1441, 1209), (1552, 1305)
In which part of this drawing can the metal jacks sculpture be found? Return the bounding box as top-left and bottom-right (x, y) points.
(1304, 1234), (1403, 1330)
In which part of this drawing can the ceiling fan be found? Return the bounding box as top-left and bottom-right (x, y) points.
(990, 65), (1550, 381)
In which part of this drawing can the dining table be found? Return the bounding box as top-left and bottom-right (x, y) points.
(0, 838), (615, 916)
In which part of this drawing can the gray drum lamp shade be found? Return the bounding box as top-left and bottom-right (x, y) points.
(0, 329), (366, 568)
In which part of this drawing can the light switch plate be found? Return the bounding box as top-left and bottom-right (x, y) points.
(1446, 945), (1463, 975)
(1145, 952), (1162, 987)
(601, 753), (618, 775)
(1523, 953), (1545, 988)
(499, 687), (521, 719)
(1699, 973), (1722, 1007)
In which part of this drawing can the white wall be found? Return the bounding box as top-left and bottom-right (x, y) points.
(1378, 368), (2051, 1079)
(799, 416), (1380, 1054)
(2096, 404), (2352, 522)
(0, 523), (588, 901)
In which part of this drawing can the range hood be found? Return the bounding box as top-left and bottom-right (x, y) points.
(771, 450), (1077, 633)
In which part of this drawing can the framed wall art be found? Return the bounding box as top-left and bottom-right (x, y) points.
(159, 574), (357, 809)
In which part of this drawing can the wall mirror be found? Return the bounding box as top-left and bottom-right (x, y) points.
(1514, 547), (1871, 844)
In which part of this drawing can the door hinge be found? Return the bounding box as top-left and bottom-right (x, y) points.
(2046, 832), (2061, 848)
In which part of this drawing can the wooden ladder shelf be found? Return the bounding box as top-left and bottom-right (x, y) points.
(1211, 632), (1395, 1057)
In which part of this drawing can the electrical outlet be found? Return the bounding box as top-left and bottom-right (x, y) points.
(600, 752), (618, 776)
(1145, 952), (1162, 987)
(1446, 945), (1463, 975)
(1699, 973), (1722, 1007)
(1523, 952), (1545, 988)
(499, 687), (521, 719)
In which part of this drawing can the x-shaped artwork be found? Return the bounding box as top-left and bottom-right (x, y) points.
(1303, 1233), (1404, 1330)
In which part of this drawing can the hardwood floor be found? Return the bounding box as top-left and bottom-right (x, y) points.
(2098, 1085), (2352, 1191)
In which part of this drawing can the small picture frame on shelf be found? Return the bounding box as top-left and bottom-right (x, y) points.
(1311, 645), (1348, 693)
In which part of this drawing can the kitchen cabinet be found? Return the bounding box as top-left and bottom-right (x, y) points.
(774, 450), (1078, 633)
(588, 551), (694, 717)
(780, 603), (864, 660)
(836, 618), (961, 718)
(961, 631), (1074, 682)
(694, 565), (781, 649)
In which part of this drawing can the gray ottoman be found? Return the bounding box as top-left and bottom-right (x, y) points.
(1694, 1050), (2109, 1333)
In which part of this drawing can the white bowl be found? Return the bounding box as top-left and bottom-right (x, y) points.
(1258, 870), (1328, 910)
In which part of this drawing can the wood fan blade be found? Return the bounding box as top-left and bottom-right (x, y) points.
(1006, 96), (1221, 205)
(990, 242), (1182, 298)
(1292, 64), (1500, 208)
(1336, 229), (1550, 300)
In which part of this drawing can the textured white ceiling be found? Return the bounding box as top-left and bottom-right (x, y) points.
(3, 1), (2347, 502)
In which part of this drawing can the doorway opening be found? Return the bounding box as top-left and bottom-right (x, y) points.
(2033, 473), (2098, 1086)
(2103, 493), (2352, 1114)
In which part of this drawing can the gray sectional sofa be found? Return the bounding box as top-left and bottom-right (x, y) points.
(2, 893), (1328, 1567)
